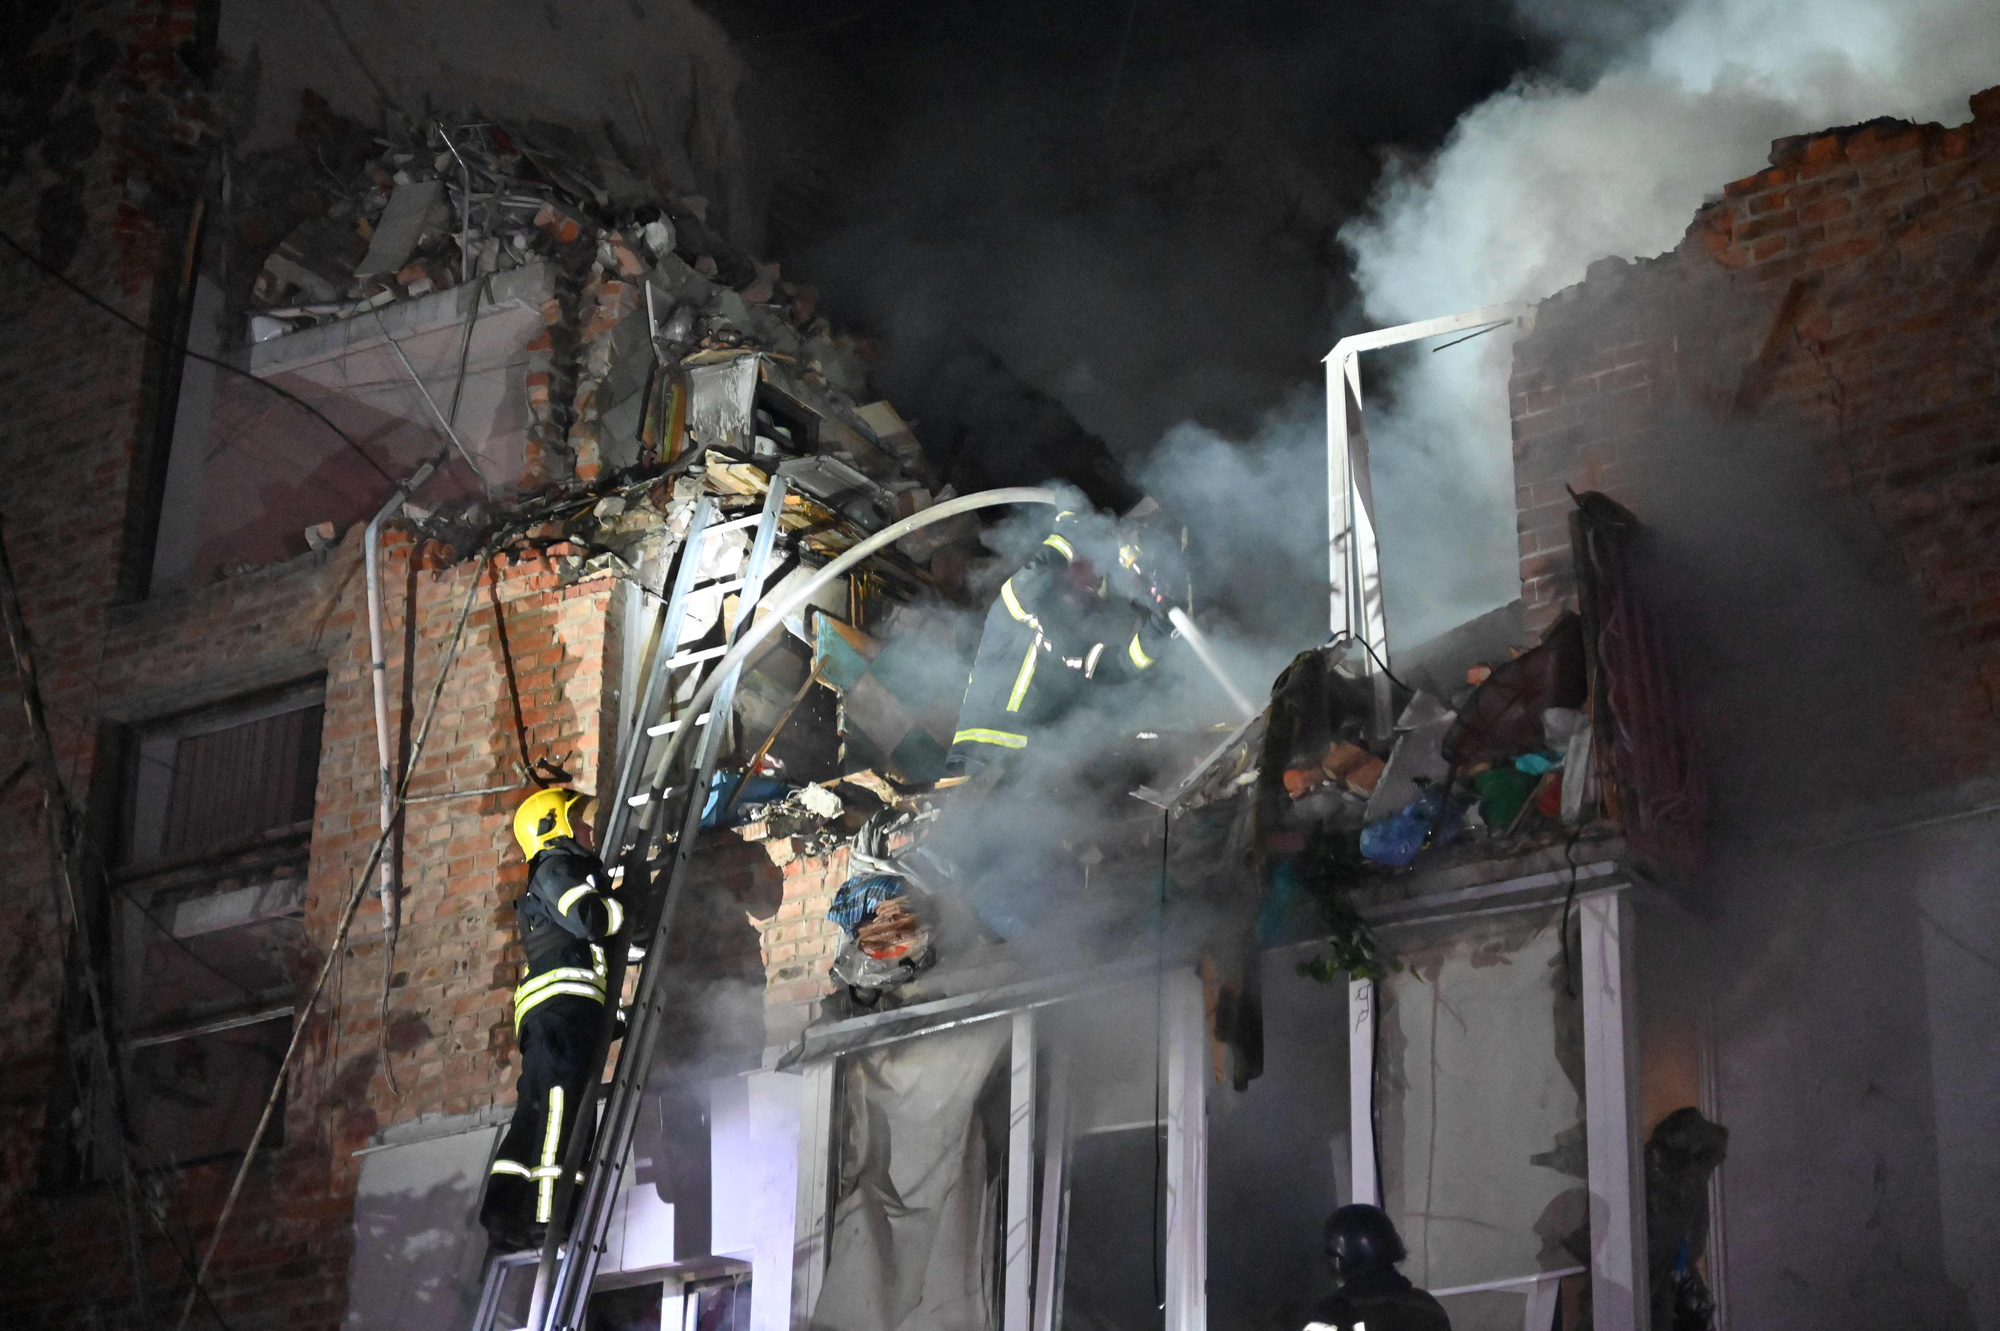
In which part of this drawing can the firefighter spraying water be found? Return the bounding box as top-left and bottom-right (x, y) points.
(945, 495), (1194, 777)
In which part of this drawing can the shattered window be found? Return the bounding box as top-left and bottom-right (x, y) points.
(1373, 913), (1587, 1331)
(110, 682), (323, 1170)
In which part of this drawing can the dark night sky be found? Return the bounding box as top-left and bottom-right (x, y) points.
(701, 0), (1554, 454)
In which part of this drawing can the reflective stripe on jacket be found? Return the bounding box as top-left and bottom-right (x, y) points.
(512, 839), (622, 1028)
(951, 517), (1168, 757)
(513, 948), (608, 1029)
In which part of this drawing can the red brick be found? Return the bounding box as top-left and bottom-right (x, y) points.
(1514, 86), (2000, 757)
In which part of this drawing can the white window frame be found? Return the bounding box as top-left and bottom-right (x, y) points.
(1323, 305), (1527, 735)
(762, 966), (1209, 1331)
(1343, 876), (1649, 1331)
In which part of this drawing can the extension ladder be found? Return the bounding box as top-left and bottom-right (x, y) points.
(472, 477), (791, 1331)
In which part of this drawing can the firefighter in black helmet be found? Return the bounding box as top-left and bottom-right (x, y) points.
(946, 500), (1183, 776)
(478, 788), (625, 1251)
(1303, 1205), (1452, 1331)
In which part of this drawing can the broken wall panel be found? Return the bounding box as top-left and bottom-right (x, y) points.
(1373, 910), (1586, 1331)
(344, 1124), (505, 1330)
(151, 267), (555, 592)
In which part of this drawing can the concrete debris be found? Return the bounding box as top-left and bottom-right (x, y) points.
(796, 783), (844, 820)
(353, 179), (443, 282)
(228, 105), (1012, 599)
(1144, 625), (1625, 950)
(240, 112), (885, 439)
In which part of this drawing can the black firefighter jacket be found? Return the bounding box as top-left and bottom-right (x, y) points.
(950, 513), (1170, 762)
(511, 836), (623, 1031)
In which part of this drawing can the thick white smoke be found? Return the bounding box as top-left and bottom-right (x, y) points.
(1342, 0), (2000, 648)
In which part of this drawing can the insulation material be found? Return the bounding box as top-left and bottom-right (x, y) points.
(1374, 912), (1587, 1331)
(810, 1023), (1010, 1331)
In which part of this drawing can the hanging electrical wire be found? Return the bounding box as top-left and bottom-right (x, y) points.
(173, 544), (497, 1331)
(378, 547), (497, 1099)
(0, 517), (157, 1323)
(0, 225), (396, 486)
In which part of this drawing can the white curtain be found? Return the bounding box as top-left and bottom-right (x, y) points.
(1376, 912), (1587, 1331)
(810, 1022), (1011, 1331)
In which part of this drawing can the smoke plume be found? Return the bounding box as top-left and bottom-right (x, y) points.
(1340, 0), (2000, 646)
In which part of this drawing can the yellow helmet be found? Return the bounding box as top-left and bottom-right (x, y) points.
(514, 787), (586, 861)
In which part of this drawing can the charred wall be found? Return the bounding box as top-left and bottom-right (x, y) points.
(1511, 85), (2000, 782)
(1506, 86), (2000, 1331)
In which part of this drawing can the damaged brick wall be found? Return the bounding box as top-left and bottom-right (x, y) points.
(757, 842), (852, 1048)
(1510, 84), (2000, 777)
(0, 2), (907, 1326)
(308, 548), (619, 1139)
(0, 503), (620, 1328)
(0, 0), (221, 1320)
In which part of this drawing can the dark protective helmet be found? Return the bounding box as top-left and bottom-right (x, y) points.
(1323, 1204), (1408, 1284)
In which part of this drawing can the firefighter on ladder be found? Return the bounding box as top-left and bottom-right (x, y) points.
(479, 788), (625, 1251)
(946, 499), (1184, 777)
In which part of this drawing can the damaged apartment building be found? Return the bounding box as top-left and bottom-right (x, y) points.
(1, 4), (1998, 1331)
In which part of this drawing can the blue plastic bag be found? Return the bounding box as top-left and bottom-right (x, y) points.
(1360, 786), (1446, 868)
(700, 770), (793, 828)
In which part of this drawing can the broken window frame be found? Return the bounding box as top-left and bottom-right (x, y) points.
(1344, 864), (1653, 1331)
(108, 679), (325, 1171)
(770, 960), (1210, 1331)
(1323, 305), (1530, 736)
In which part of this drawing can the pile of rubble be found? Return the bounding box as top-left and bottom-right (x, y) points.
(230, 107), (1020, 868)
(242, 102), (889, 495)
(1158, 611), (1615, 906)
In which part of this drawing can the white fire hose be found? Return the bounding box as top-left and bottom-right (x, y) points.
(643, 485), (1257, 788)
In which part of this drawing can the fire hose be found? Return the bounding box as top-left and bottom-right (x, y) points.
(646, 486), (1257, 786)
